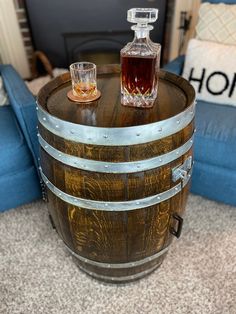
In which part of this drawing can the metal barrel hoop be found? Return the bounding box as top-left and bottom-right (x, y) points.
(37, 100), (195, 146)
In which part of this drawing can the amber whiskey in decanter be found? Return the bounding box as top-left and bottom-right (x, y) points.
(121, 8), (161, 108)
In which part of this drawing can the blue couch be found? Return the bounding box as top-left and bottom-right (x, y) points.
(164, 0), (236, 206)
(0, 65), (41, 212)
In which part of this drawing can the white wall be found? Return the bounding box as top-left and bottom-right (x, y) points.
(169, 0), (201, 61)
(0, 0), (30, 78)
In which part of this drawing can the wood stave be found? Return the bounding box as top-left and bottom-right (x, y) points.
(45, 171), (191, 263)
(38, 120), (194, 162)
(41, 146), (193, 202)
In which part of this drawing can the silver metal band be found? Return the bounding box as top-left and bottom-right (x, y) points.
(40, 167), (191, 211)
(39, 134), (193, 173)
(78, 262), (162, 282)
(37, 101), (195, 146)
(66, 245), (169, 269)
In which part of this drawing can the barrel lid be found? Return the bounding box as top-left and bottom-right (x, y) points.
(37, 65), (195, 128)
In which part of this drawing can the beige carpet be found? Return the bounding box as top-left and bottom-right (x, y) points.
(0, 194), (235, 314)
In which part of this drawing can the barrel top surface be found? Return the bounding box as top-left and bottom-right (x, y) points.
(38, 65), (195, 128)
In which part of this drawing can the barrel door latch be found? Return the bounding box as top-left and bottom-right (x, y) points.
(172, 156), (192, 182)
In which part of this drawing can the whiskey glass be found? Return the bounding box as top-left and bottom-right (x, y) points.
(70, 62), (97, 99)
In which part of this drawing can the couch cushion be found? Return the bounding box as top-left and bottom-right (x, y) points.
(191, 160), (236, 206)
(0, 165), (41, 212)
(194, 100), (236, 170)
(0, 106), (33, 177)
(0, 65), (39, 169)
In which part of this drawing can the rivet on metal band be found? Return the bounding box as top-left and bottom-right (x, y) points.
(78, 262), (162, 282)
(66, 245), (169, 269)
(39, 168), (192, 211)
(37, 101), (195, 146)
(38, 134), (194, 174)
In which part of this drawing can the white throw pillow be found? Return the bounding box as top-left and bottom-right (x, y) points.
(182, 39), (236, 106)
(0, 76), (9, 106)
(196, 3), (236, 45)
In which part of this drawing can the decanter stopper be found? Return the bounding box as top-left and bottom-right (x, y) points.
(127, 8), (158, 26)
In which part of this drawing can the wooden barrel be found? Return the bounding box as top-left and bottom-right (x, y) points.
(37, 65), (195, 283)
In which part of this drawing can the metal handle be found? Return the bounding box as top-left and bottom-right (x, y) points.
(170, 213), (183, 238)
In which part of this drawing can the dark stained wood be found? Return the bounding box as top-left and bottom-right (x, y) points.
(38, 66), (195, 282)
(37, 65), (195, 128)
(47, 192), (173, 264)
(69, 207), (128, 262)
(38, 120), (194, 162)
(163, 148), (193, 249)
(41, 148), (190, 201)
(47, 190), (75, 251)
(44, 76), (186, 127)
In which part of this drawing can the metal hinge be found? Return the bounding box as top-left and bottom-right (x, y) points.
(38, 162), (48, 202)
(40, 179), (48, 202)
(172, 156), (192, 182)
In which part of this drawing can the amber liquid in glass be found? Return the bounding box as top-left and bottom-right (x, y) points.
(121, 55), (157, 97)
(73, 82), (96, 97)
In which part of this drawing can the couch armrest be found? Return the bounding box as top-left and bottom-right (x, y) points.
(163, 55), (185, 76)
(0, 65), (39, 170)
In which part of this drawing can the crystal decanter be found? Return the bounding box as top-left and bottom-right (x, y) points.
(121, 8), (161, 108)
